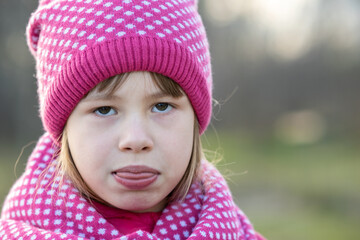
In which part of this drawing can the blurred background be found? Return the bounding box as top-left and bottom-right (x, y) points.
(0, 0), (359, 239)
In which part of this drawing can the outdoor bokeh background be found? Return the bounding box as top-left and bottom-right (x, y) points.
(1, 0), (360, 239)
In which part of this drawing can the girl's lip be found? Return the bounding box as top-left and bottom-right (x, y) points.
(112, 165), (160, 190)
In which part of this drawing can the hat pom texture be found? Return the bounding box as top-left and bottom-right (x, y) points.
(26, 0), (212, 143)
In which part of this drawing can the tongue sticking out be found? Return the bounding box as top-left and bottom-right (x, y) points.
(113, 171), (158, 190)
(115, 172), (156, 179)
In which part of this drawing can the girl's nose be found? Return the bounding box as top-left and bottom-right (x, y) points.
(118, 119), (154, 153)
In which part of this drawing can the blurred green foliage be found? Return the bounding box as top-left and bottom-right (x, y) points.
(201, 130), (360, 239)
(1, 131), (359, 239)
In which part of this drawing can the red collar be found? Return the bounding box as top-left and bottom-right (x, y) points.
(92, 200), (162, 234)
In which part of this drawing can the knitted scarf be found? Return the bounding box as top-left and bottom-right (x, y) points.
(1, 133), (263, 240)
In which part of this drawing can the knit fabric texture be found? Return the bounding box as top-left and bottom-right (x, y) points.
(0, 133), (263, 240)
(91, 201), (162, 234)
(27, 0), (212, 143)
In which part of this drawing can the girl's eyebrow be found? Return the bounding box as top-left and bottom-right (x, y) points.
(82, 92), (123, 102)
(82, 90), (179, 102)
(145, 91), (179, 101)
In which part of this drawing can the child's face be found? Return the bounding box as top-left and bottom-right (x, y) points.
(66, 71), (194, 212)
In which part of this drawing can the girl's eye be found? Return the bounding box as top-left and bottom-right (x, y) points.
(152, 103), (173, 113)
(94, 106), (116, 116)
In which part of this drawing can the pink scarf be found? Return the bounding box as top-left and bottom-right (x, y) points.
(0, 133), (264, 240)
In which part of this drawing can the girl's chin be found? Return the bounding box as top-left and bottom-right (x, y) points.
(126, 203), (165, 213)
(122, 200), (166, 213)
(109, 198), (167, 213)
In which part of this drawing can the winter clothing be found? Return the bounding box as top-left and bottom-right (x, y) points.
(0, 133), (264, 240)
(26, 0), (212, 143)
(91, 200), (162, 234)
(0, 1), (267, 239)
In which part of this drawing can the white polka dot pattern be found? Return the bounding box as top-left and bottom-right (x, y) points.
(26, 0), (213, 142)
(0, 134), (262, 239)
(0, 134), (257, 240)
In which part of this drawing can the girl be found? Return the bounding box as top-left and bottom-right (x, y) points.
(0, 0), (265, 239)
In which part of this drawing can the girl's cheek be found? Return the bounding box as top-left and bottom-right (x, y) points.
(77, 117), (118, 136)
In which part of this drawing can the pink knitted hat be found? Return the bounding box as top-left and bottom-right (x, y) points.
(26, 0), (212, 143)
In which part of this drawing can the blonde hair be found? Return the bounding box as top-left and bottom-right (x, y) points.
(57, 72), (203, 204)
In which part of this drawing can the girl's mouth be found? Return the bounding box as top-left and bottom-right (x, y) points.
(112, 165), (159, 190)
